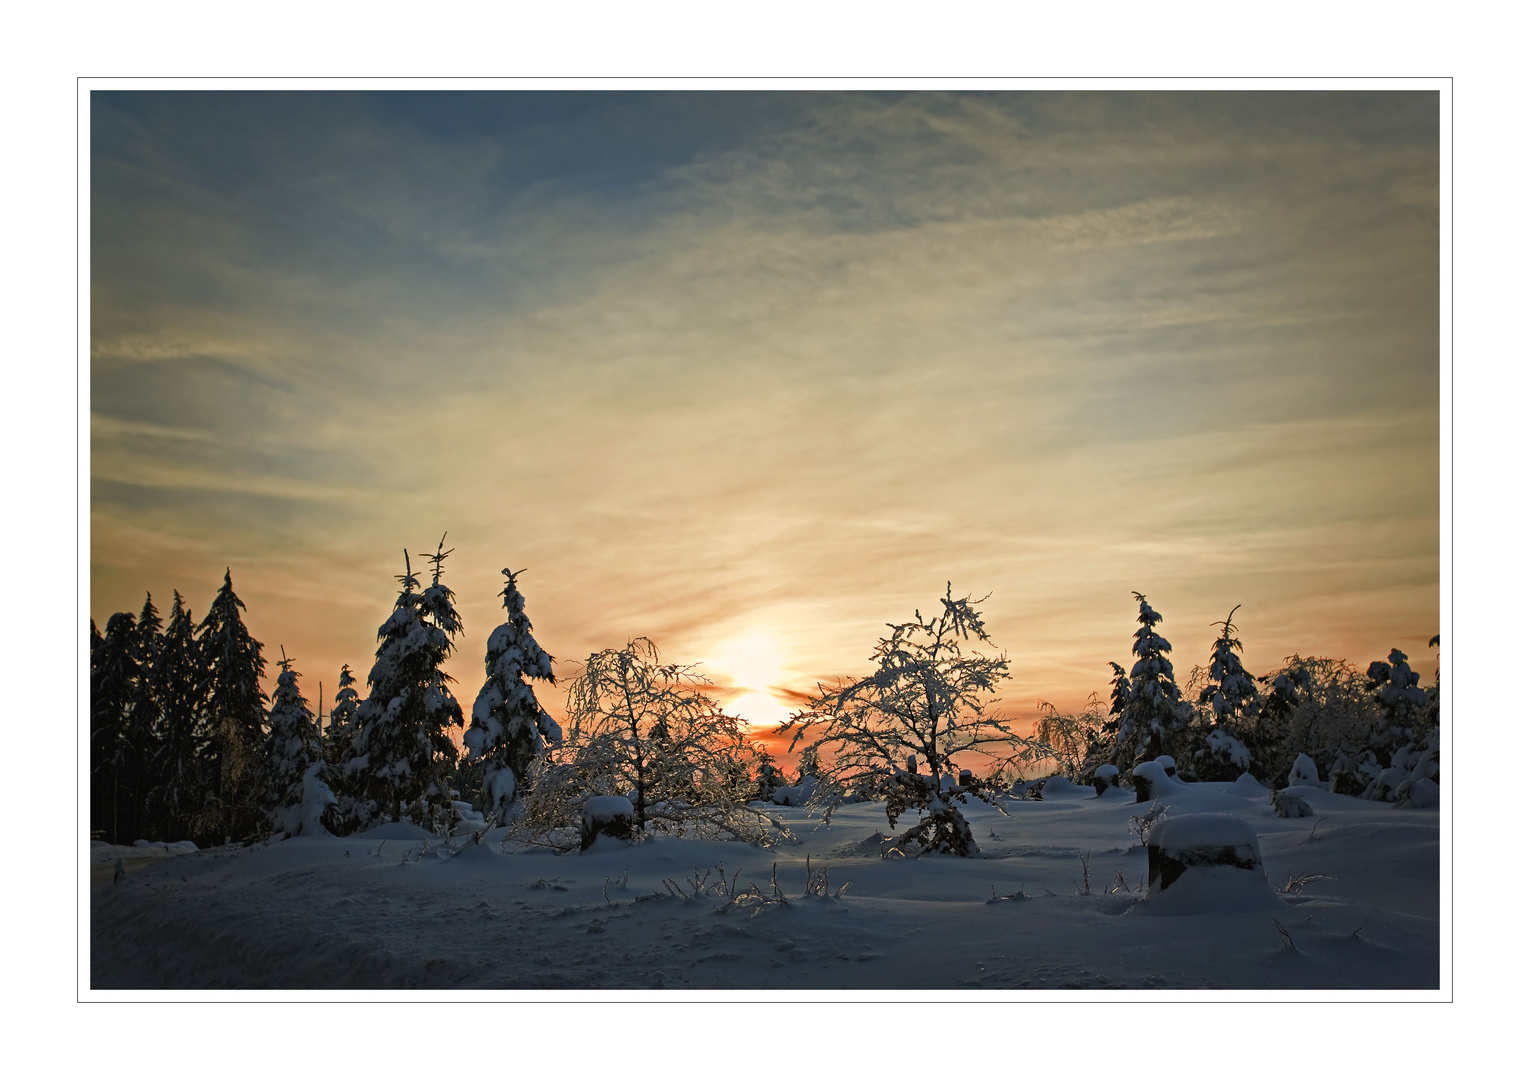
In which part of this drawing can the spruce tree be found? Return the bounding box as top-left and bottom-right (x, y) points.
(261, 650), (335, 837)
(463, 568), (560, 823)
(121, 593), (164, 842)
(197, 570), (268, 843)
(90, 611), (138, 843)
(1201, 606), (1257, 727)
(1108, 592), (1190, 767)
(350, 538), (465, 829)
(147, 591), (209, 842)
(324, 664), (360, 766)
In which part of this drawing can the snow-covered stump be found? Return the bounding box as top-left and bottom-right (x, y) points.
(1131, 760), (1172, 803)
(1146, 813), (1264, 892)
(580, 796), (635, 850)
(1092, 764), (1120, 795)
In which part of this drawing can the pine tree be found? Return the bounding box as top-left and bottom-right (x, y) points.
(91, 611), (138, 843)
(120, 593), (165, 842)
(261, 650), (335, 837)
(147, 591), (209, 842)
(324, 664), (360, 766)
(349, 538), (465, 829)
(197, 569), (268, 843)
(1108, 592), (1190, 767)
(463, 568), (560, 823)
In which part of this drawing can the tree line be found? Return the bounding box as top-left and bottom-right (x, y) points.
(91, 544), (1440, 856)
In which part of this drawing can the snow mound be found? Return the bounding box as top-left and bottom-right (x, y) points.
(583, 795), (635, 822)
(1288, 753), (1320, 787)
(96, 840), (197, 862)
(1039, 776), (1094, 799)
(1232, 772), (1267, 794)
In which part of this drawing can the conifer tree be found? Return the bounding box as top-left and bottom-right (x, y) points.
(197, 569), (268, 843)
(349, 538), (465, 829)
(1201, 606), (1258, 727)
(121, 593), (165, 842)
(91, 611), (138, 843)
(262, 650), (336, 837)
(324, 664), (360, 766)
(1108, 592), (1190, 767)
(148, 591), (209, 842)
(463, 568), (560, 822)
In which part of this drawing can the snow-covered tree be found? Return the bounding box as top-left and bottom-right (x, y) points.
(121, 593), (165, 841)
(147, 591), (210, 842)
(197, 569), (269, 842)
(463, 568), (560, 823)
(786, 584), (1039, 856)
(518, 637), (786, 847)
(1107, 592), (1191, 768)
(348, 539), (465, 830)
(261, 651), (336, 837)
(1193, 606), (1261, 780)
(324, 664), (360, 766)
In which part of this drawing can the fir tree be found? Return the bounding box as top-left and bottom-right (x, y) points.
(90, 611), (138, 843)
(147, 591), (209, 842)
(120, 593), (165, 842)
(197, 569), (268, 843)
(262, 650), (335, 837)
(1201, 606), (1258, 727)
(463, 568), (560, 823)
(349, 538), (465, 829)
(324, 664), (360, 766)
(1108, 592), (1190, 767)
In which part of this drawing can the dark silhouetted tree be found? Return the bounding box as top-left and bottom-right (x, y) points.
(197, 570), (268, 843)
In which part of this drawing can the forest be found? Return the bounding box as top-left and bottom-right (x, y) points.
(90, 539), (1442, 856)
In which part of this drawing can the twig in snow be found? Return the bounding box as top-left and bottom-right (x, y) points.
(1271, 918), (1297, 951)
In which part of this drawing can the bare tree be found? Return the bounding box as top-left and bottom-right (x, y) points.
(785, 584), (1041, 856)
(514, 637), (793, 849)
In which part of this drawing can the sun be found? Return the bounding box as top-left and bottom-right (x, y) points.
(705, 632), (794, 728)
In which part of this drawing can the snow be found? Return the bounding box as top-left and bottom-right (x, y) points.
(88, 776), (1440, 992)
(1289, 753), (1320, 787)
(583, 795), (635, 823)
(1147, 812), (1260, 852)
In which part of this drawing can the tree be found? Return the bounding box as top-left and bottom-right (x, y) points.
(90, 611), (138, 843)
(520, 637), (783, 847)
(261, 650), (336, 837)
(1106, 592), (1191, 768)
(147, 591), (210, 842)
(120, 593), (165, 842)
(325, 664), (360, 766)
(197, 569), (269, 843)
(463, 568), (560, 823)
(348, 538), (465, 830)
(1035, 693), (1109, 783)
(1192, 606), (1260, 780)
(786, 584), (1037, 856)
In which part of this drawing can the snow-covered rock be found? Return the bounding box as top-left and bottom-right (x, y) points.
(1131, 760), (1172, 802)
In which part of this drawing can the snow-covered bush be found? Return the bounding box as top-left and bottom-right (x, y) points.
(1271, 790), (1312, 818)
(1287, 753), (1320, 788)
(784, 585), (1041, 856)
(1034, 694), (1110, 783)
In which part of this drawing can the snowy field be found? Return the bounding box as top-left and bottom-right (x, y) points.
(88, 777), (1439, 994)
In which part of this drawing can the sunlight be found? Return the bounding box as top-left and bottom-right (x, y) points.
(726, 690), (794, 728)
(707, 632), (785, 693)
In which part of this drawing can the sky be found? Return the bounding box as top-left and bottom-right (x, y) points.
(89, 90), (1441, 750)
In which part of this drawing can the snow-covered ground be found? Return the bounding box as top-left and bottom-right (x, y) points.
(88, 777), (1438, 994)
